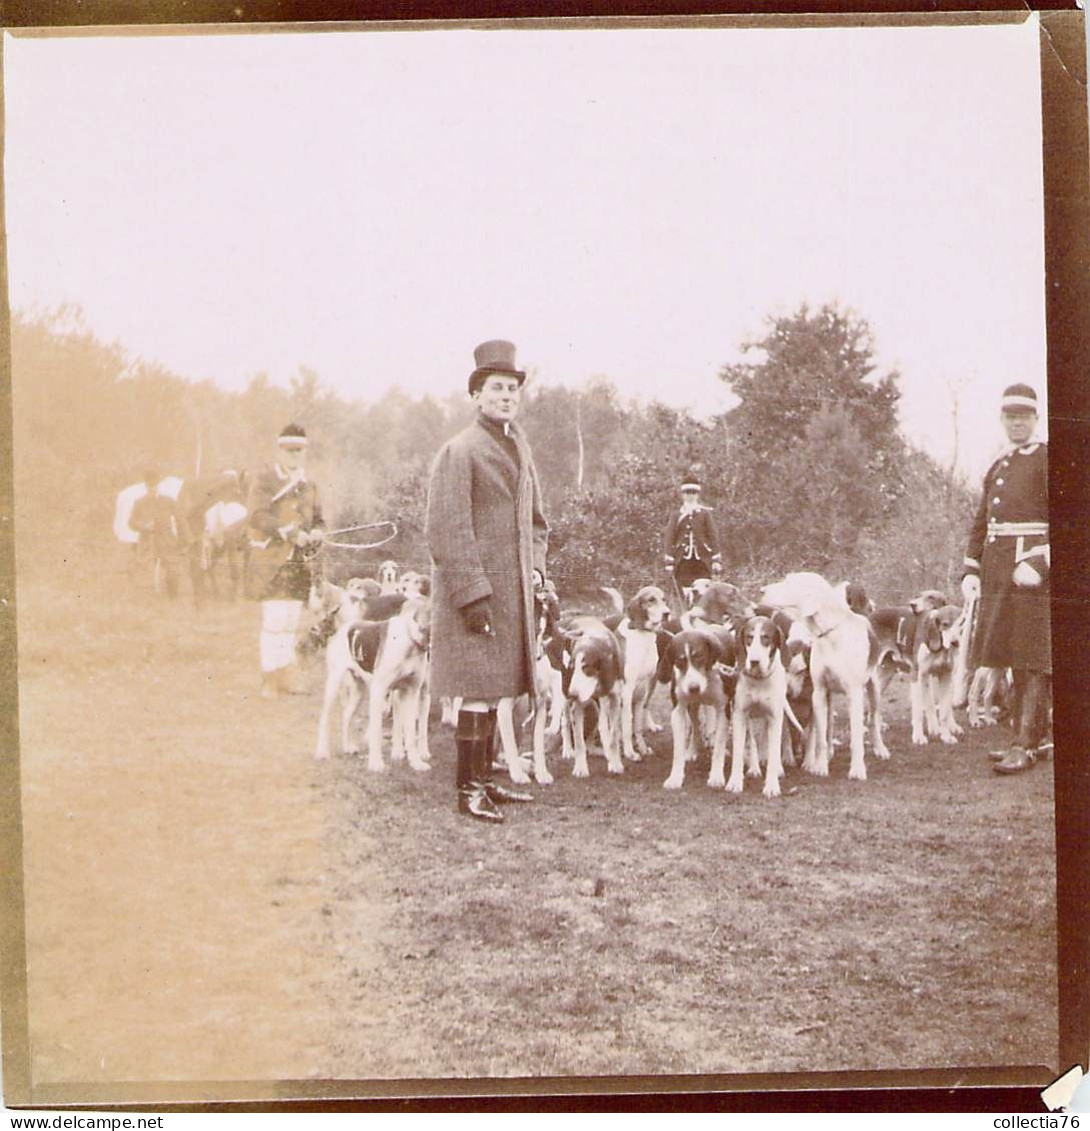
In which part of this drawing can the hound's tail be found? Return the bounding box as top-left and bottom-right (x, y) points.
(783, 699), (805, 735)
(601, 586), (624, 614)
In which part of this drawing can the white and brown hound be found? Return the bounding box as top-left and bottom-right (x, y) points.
(907, 604), (965, 745)
(493, 582), (565, 785)
(602, 585), (672, 761)
(314, 597), (432, 769)
(555, 615), (625, 778)
(869, 589), (949, 693)
(397, 570), (430, 599)
(760, 572), (890, 780)
(728, 615), (797, 798)
(660, 623), (736, 790)
(685, 580), (755, 629)
(967, 666), (1012, 728)
(377, 559), (400, 594)
(520, 581), (565, 783)
(302, 577), (419, 660)
(300, 577), (368, 660)
(782, 619), (815, 770)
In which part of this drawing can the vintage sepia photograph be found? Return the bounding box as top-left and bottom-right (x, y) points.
(2, 9), (1083, 1108)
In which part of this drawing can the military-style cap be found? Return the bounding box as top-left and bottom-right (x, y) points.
(1000, 384), (1039, 413)
(278, 423), (308, 448)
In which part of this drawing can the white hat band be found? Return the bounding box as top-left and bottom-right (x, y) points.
(278, 436), (308, 447)
(1001, 395), (1038, 411)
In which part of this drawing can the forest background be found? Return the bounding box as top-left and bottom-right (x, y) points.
(11, 300), (976, 606)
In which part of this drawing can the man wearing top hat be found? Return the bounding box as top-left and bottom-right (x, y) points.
(246, 423), (325, 699)
(961, 383), (1051, 775)
(662, 472), (723, 607)
(425, 340), (550, 823)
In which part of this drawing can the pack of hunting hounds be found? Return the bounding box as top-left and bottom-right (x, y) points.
(303, 560), (1017, 798)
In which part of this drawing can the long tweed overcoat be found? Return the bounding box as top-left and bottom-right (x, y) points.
(426, 415), (549, 700)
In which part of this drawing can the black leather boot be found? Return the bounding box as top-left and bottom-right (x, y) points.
(481, 713), (534, 805)
(991, 671), (1026, 760)
(995, 671), (1043, 776)
(993, 744), (1036, 774)
(456, 710), (503, 822)
(1033, 674), (1053, 760)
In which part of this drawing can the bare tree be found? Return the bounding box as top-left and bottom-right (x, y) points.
(575, 394), (585, 491)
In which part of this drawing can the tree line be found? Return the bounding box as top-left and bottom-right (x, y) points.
(11, 302), (975, 606)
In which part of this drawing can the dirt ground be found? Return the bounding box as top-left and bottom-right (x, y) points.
(13, 557), (1059, 1097)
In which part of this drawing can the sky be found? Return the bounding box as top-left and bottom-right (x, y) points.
(4, 17), (1048, 477)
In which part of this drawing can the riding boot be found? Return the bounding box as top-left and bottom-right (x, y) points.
(487, 715), (505, 773)
(995, 670), (1043, 775)
(990, 670), (1025, 760)
(481, 709), (533, 805)
(1033, 674), (1053, 760)
(993, 744), (1036, 774)
(456, 710), (503, 822)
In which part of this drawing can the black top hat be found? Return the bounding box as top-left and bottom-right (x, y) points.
(1000, 384), (1039, 413)
(278, 422), (308, 448)
(468, 340), (527, 394)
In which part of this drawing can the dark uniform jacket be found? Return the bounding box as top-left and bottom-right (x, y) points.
(963, 441), (1050, 672)
(245, 465), (323, 601)
(663, 505), (722, 576)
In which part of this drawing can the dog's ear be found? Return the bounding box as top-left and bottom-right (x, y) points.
(417, 576), (432, 598)
(626, 594), (646, 628)
(844, 582), (868, 614)
(718, 632), (739, 668)
(772, 610), (793, 642)
(925, 613), (943, 653)
(772, 622), (785, 656)
(602, 648), (621, 691)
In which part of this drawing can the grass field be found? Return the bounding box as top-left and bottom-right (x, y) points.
(13, 555), (1058, 1096)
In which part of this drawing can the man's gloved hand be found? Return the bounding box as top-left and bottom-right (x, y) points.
(961, 574), (981, 602)
(461, 597), (495, 636)
(1012, 560), (1043, 588)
